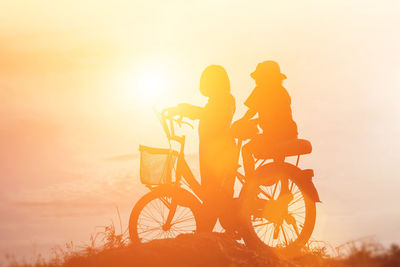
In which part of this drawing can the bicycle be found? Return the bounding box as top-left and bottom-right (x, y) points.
(129, 109), (320, 254)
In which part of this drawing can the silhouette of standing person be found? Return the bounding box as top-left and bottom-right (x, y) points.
(165, 65), (236, 232)
(238, 61), (298, 180)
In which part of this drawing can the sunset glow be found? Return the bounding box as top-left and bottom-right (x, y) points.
(119, 66), (170, 107)
(1, 0), (400, 264)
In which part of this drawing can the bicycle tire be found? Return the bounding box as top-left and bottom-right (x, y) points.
(239, 172), (316, 255)
(129, 185), (201, 243)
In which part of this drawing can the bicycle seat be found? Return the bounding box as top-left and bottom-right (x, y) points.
(254, 139), (312, 159)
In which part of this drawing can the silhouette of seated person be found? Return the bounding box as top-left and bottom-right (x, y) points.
(237, 61), (298, 197)
(165, 65), (236, 232)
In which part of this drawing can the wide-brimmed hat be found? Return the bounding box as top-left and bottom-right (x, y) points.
(250, 60), (287, 81)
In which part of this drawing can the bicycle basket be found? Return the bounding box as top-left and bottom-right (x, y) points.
(139, 145), (178, 185)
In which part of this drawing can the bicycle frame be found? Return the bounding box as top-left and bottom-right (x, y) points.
(156, 112), (250, 192)
(157, 111), (254, 201)
(155, 111), (318, 204)
(156, 111), (204, 199)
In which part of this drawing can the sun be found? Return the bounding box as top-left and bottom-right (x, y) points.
(117, 63), (171, 108)
(135, 68), (166, 101)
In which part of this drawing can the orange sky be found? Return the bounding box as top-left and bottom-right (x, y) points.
(1, 0), (400, 258)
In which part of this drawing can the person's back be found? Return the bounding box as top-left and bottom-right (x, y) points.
(199, 91), (236, 183)
(238, 61), (298, 178)
(245, 80), (297, 142)
(200, 91), (235, 141)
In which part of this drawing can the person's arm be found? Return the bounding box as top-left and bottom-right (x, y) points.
(240, 108), (257, 121)
(177, 103), (203, 120)
(164, 103), (203, 120)
(241, 88), (258, 121)
(233, 108), (257, 130)
(231, 108), (259, 139)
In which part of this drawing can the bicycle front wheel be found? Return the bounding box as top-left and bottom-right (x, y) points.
(129, 186), (201, 243)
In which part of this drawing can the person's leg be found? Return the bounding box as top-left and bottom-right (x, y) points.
(276, 136), (298, 202)
(198, 163), (219, 232)
(198, 155), (219, 232)
(242, 142), (255, 179)
(218, 169), (236, 233)
(198, 197), (219, 232)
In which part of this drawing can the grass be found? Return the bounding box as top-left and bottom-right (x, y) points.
(3, 208), (399, 266)
(4, 229), (400, 267)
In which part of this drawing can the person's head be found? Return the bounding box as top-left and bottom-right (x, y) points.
(251, 60), (286, 86)
(199, 65), (230, 97)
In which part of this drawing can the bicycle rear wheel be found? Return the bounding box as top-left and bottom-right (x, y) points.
(239, 173), (316, 254)
(129, 186), (201, 243)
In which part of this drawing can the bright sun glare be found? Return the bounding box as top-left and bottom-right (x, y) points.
(118, 64), (170, 108)
(136, 69), (166, 101)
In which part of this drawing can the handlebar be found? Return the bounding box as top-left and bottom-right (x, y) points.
(154, 108), (194, 146)
(155, 107), (249, 152)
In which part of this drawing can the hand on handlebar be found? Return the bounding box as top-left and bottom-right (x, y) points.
(161, 107), (194, 129)
(162, 107), (180, 118)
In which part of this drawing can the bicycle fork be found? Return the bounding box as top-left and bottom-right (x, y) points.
(161, 198), (178, 231)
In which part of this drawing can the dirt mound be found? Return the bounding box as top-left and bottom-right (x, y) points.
(62, 233), (290, 267)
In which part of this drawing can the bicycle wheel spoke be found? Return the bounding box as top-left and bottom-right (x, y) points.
(284, 222), (295, 240)
(255, 222), (264, 236)
(172, 226), (195, 233)
(173, 207), (191, 223)
(174, 223), (196, 228)
(253, 221), (273, 228)
(292, 213), (306, 220)
(261, 224), (268, 242)
(258, 186), (273, 200)
(150, 199), (165, 221)
(271, 183), (278, 199)
(154, 230), (165, 240)
(172, 206), (186, 222)
(289, 181), (294, 192)
(289, 208), (306, 215)
(140, 207), (162, 224)
(172, 216), (195, 225)
(138, 217), (161, 226)
(291, 222), (300, 237)
(268, 226), (273, 245)
(288, 196), (304, 207)
(138, 226), (163, 235)
(159, 199), (167, 222)
(140, 204), (162, 220)
(281, 225), (289, 246)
